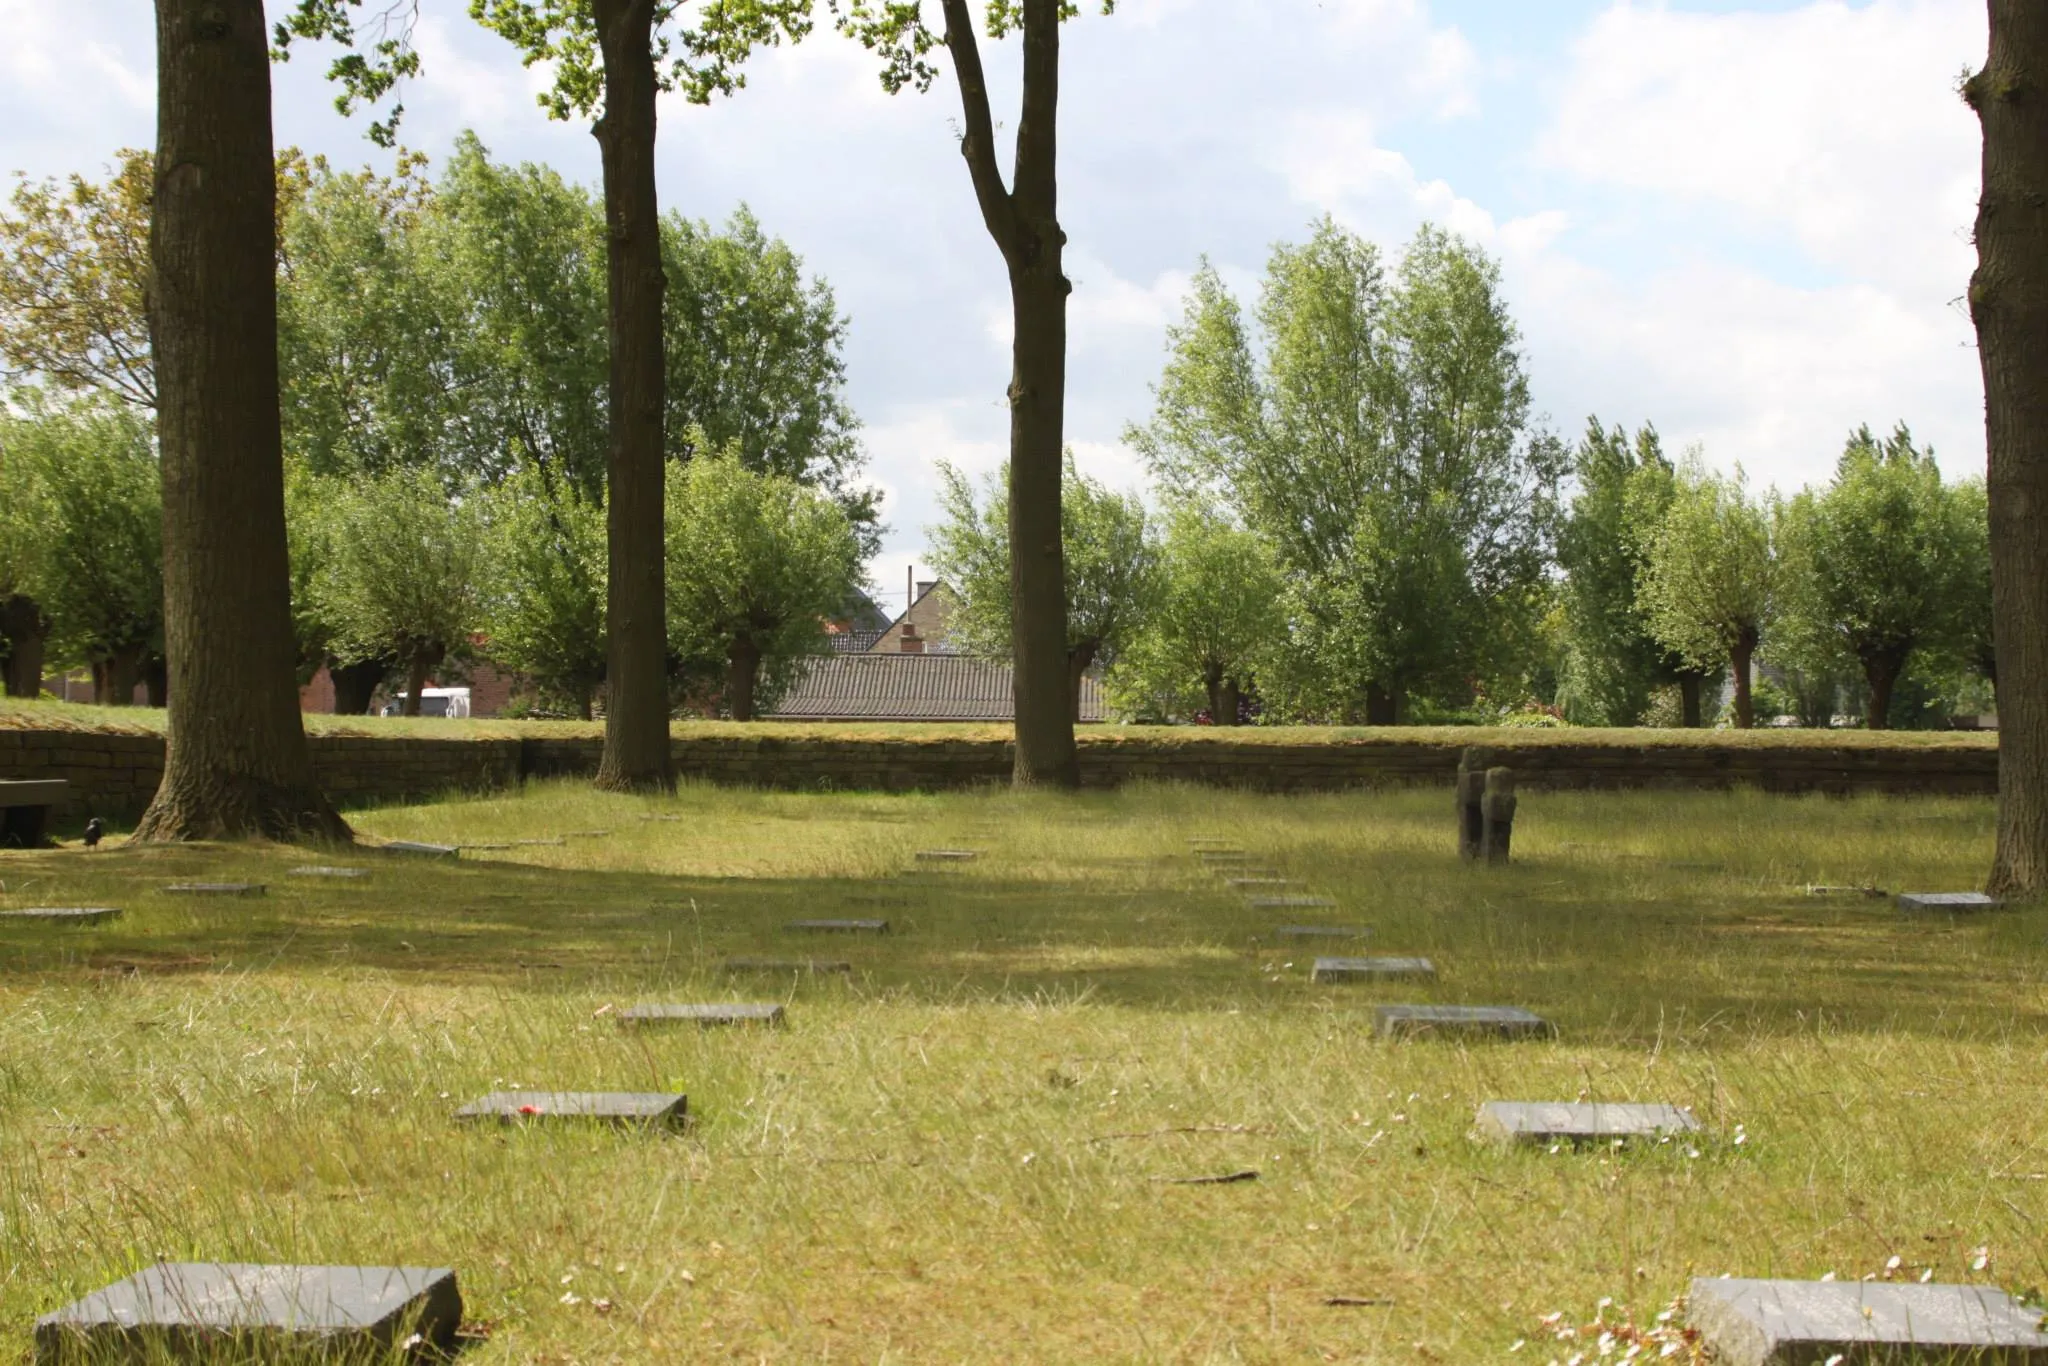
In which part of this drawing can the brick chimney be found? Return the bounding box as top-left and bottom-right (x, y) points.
(899, 623), (925, 655)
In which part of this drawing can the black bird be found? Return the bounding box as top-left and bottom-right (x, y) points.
(82, 817), (103, 849)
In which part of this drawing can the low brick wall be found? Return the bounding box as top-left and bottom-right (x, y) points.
(0, 727), (2001, 820)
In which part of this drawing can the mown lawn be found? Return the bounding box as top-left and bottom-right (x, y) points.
(0, 782), (2039, 1363)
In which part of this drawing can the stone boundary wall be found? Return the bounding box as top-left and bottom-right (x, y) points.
(0, 727), (2000, 820)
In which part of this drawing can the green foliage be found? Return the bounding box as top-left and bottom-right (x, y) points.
(1106, 502), (1283, 723)
(480, 468), (608, 718)
(662, 444), (865, 719)
(0, 391), (161, 678)
(469, 0), (816, 123)
(831, 0), (1115, 97)
(1772, 424), (1983, 727)
(1637, 460), (1776, 683)
(274, 1), (426, 146)
(929, 456), (1159, 677)
(1130, 219), (1562, 721)
(312, 466), (486, 701)
(1555, 419), (1677, 725)
(0, 149), (155, 407)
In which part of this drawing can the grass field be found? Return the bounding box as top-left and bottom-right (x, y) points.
(0, 781), (2040, 1363)
(0, 694), (1999, 750)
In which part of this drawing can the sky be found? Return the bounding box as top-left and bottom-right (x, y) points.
(0, 0), (1990, 619)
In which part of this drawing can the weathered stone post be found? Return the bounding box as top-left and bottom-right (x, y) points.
(1482, 767), (1517, 864)
(1456, 747), (1493, 861)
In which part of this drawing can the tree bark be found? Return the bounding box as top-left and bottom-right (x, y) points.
(402, 642), (441, 718)
(1065, 640), (1096, 723)
(1970, 3), (2048, 894)
(1203, 662), (1224, 725)
(1678, 673), (1704, 728)
(727, 637), (762, 722)
(143, 655), (168, 707)
(1862, 646), (1908, 731)
(942, 0), (1078, 788)
(96, 646), (145, 706)
(133, 0), (345, 842)
(590, 0), (675, 792)
(0, 595), (48, 698)
(1729, 629), (1758, 729)
(329, 657), (386, 715)
(1218, 677), (1242, 727)
(1364, 683), (1402, 726)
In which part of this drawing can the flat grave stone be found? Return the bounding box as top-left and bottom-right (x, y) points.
(1804, 883), (1886, 898)
(379, 841), (458, 859)
(1376, 1004), (1553, 1041)
(1228, 877), (1299, 888)
(722, 957), (852, 975)
(455, 1090), (687, 1129)
(786, 918), (889, 934)
(460, 842), (512, 852)
(1275, 925), (1369, 941)
(915, 849), (980, 862)
(287, 866), (368, 879)
(33, 1262), (462, 1363)
(1, 907), (121, 925)
(1475, 1101), (1699, 1147)
(511, 838), (566, 847)
(1248, 895), (1337, 910)
(620, 1003), (785, 1028)
(1687, 1277), (2048, 1366)
(1897, 891), (2001, 912)
(1313, 956), (1434, 983)
(164, 883), (265, 898)
(1195, 849), (1251, 861)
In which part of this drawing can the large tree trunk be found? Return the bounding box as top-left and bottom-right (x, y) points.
(1970, 4), (2048, 895)
(134, 0), (345, 842)
(1729, 630), (1758, 729)
(143, 655), (168, 707)
(1862, 646), (1909, 731)
(727, 638), (762, 722)
(1218, 677), (1242, 727)
(95, 646), (145, 706)
(1678, 672), (1704, 728)
(0, 595), (48, 698)
(942, 0), (1078, 788)
(329, 657), (386, 715)
(1202, 662), (1225, 725)
(1364, 683), (1401, 726)
(402, 643), (440, 718)
(590, 0), (675, 793)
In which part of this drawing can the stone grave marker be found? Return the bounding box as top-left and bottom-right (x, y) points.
(1897, 891), (2001, 912)
(1313, 956), (1435, 983)
(1481, 768), (1517, 863)
(379, 841), (458, 859)
(1274, 925), (1369, 941)
(1376, 1004), (1552, 1041)
(287, 866), (369, 879)
(722, 957), (852, 975)
(0, 907), (121, 925)
(1456, 746), (1492, 861)
(164, 883), (265, 898)
(460, 842), (512, 852)
(1804, 884), (1886, 898)
(512, 838), (566, 847)
(1247, 895), (1336, 910)
(1687, 1277), (2048, 1366)
(34, 1262), (462, 1363)
(786, 919), (889, 934)
(915, 849), (980, 862)
(1227, 877), (1299, 888)
(455, 1090), (687, 1129)
(620, 1003), (785, 1028)
(1474, 1101), (1699, 1147)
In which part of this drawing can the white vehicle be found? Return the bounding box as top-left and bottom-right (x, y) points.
(381, 687), (471, 719)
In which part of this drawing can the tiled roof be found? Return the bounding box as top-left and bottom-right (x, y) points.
(768, 653), (1106, 723)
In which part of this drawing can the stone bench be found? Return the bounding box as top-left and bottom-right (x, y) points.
(0, 778), (68, 848)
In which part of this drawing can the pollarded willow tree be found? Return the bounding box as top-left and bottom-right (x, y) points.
(1637, 462), (1777, 730)
(1965, 3), (2048, 896)
(135, 0), (347, 842)
(930, 456), (1158, 723)
(1130, 220), (1563, 724)
(835, 0), (1114, 785)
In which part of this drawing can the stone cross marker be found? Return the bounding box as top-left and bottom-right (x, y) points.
(164, 883), (265, 897)
(455, 1091), (687, 1129)
(1376, 1004), (1552, 1041)
(786, 919), (889, 935)
(1313, 956), (1435, 983)
(1, 907), (121, 925)
(380, 841), (459, 859)
(34, 1263), (462, 1364)
(620, 1003), (785, 1028)
(1897, 891), (2000, 912)
(1687, 1278), (2048, 1366)
(1474, 1101), (1699, 1146)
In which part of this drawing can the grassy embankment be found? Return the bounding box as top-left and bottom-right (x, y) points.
(0, 780), (2038, 1363)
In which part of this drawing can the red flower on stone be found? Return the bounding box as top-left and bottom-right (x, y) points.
(518, 1105), (541, 1115)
